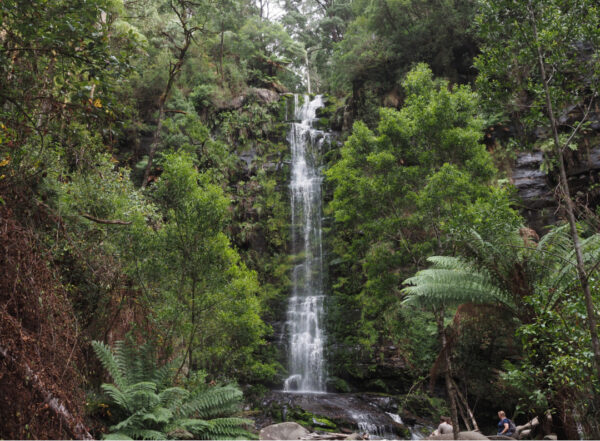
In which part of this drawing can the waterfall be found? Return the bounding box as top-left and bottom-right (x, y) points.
(284, 94), (328, 393)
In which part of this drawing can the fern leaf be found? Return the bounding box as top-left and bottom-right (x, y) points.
(101, 383), (132, 413)
(110, 411), (145, 432)
(93, 341), (127, 390)
(403, 258), (515, 311)
(159, 387), (189, 408)
(180, 385), (243, 419)
(114, 340), (134, 387)
(200, 417), (253, 440)
(126, 429), (167, 440)
(141, 406), (173, 425)
(153, 359), (179, 389)
(125, 382), (160, 412)
(173, 418), (212, 431)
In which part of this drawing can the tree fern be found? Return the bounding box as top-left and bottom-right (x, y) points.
(92, 340), (254, 440)
(402, 256), (516, 312)
(403, 225), (600, 320)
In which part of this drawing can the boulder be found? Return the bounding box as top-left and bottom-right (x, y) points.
(429, 431), (490, 440)
(229, 95), (245, 109)
(251, 88), (280, 104)
(260, 422), (311, 440)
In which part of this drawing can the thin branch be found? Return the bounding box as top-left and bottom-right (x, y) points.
(81, 214), (132, 225)
(561, 92), (598, 152)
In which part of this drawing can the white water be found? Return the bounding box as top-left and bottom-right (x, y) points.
(284, 95), (329, 393)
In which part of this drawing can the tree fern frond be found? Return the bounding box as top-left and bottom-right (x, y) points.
(403, 260), (515, 312)
(537, 223), (571, 253)
(173, 418), (212, 431)
(159, 387), (189, 409)
(113, 340), (134, 386)
(180, 386), (243, 419)
(126, 382), (160, 412)
(110, 411), (145, 432)
(196, 418), (253, 440)
(94, 340), (248, 441)
(426, 255), (472, 270)
(93, 341), (127, 390)
(140, 406), (173, 425)
(126, 381), (159, 394)
(101, 383), (132, 413)
(126, 429), (167, 440)
(403, 281), (512, 309)
(153, 359), (179, 389)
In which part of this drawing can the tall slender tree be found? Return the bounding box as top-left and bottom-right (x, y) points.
(475, 0), (600, 379)
(142, 0), (216, 187)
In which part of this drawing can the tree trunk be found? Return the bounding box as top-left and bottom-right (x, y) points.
(219, 25), (225, 84)
(436, 310), (460, 439)
(451, 377), (480, 432)
(142, 5), (194, 188)
(528, 3), (600, 380)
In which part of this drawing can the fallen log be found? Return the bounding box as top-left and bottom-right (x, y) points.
(0, 345), (92, 440)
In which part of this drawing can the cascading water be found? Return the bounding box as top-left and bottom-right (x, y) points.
(276, 95), (427, 439)
(284, 94), (329, 393)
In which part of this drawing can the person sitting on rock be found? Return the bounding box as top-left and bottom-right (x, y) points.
(432, 416), (453, 436)
(497, 410), (516, 437)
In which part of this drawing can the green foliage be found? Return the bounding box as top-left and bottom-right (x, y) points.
(0, 0), (135, 188)
(327, 0), (478, 114)
(403, 218), (600, 435)
(475, 0), (600, 143)
(92, 340), (254, 440)
(126, 152), (270, 380)
(500, 277), (600, 436)
(403, 255), (516, 312)
(325, 64), (496, 378)
(404, 222), (600, 319)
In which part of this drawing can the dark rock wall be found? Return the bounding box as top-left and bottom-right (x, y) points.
(512, 142), (600, 232)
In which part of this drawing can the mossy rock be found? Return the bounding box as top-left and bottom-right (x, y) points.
(311, 416), (337, 430)
(315, 117), (330, 130)
(399, 393), (449, 421)
(328, 376), (352, 393)
(286, 407), (339, 432)
(366, 378), (389, 393)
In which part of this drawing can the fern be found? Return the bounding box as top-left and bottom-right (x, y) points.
(403, 256), (516, 312)
(93, 340), (253, 440)
(403, 225), (600, 320)
(179, 385), (243, 419)
(93, 341), (127, 390)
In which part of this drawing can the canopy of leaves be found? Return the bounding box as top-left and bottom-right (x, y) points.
(324, 63), (497, 376)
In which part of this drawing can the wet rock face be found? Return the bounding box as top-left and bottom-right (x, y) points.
(512, 143), (600, 232)
(258, 392), (414, 439)
(512, 151), (557, 232)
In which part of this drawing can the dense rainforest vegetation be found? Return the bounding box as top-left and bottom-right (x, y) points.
(1, 0), (599, 439)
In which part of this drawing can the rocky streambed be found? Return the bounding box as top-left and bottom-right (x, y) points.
(253, 391), (434, 440)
